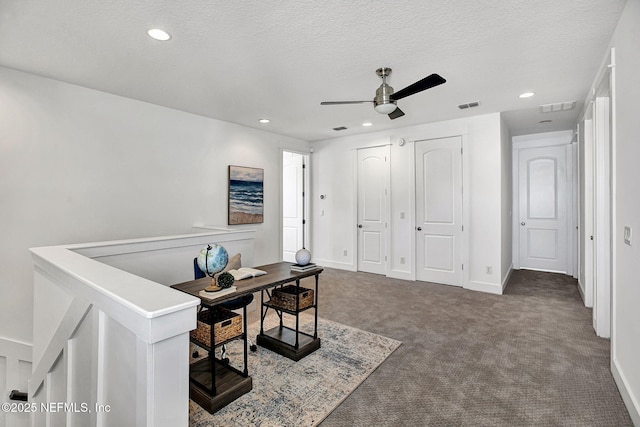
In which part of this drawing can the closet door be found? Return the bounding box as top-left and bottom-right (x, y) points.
(415, 136), (462, 286)
(357, 146), (389, 275)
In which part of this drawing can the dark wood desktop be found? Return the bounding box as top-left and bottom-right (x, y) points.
(171, 261), (323, 413)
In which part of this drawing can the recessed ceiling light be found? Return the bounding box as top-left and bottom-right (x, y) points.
(519, 92), (535, 99)
(258, 119), (270, 124)
(147, 29), (171, 41)
(362, 122), (373, 127)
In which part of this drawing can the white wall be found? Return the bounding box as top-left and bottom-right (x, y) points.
(0, 66), (310, 350)
(500, 115), (513, 289)
(311, 113), (506, 294)
(607, 0), (640, 423)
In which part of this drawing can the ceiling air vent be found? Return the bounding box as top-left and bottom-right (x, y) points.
(458, 101), (480, 109)
(333, 126), (348, 131)
(539, 101), (576, 113)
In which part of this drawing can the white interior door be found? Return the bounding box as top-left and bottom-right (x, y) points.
(582, 117), (595, 308)
(282, 152), (304, 262)
(593, 95), (611, 338)
(415, 136), (462, 286)
(518, 145), (568, 272)
(357, 146), (389, 275)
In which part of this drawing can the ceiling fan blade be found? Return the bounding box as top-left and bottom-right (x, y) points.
(388, 107), (405, 120)
(320, 101), (373, 105)
(390, 74), (446, 101)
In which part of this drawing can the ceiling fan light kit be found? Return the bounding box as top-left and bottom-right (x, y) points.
(373, 67), (398, 114)
(321, 67), (445, 120)
(374, 103), (398, 114)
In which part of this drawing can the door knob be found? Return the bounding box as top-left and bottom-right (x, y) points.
(416, 227), (422, 231)
(520, 222), (526, 226)
(358, 224), (363, 228)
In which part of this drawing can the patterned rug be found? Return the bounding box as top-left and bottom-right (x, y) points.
(189, 313), (401, 426)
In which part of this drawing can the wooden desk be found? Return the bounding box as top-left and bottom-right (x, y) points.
(171, 261), (323, 412)
(255, 263), (322, 361)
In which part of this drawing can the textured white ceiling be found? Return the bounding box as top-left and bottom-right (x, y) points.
(0, 0), (627, 141)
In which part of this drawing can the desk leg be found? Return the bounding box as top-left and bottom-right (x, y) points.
(210, 308), (217, 395)
(243, 304), (248, 376)
(294, 279), (300, 349)
(260, 290), (264, 335)
(314, 273), (319, 339)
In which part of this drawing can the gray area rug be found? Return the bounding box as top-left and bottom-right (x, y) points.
(189, 313), (401, 426)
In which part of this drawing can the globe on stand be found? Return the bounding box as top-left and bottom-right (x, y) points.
(197, 244), (229, 291)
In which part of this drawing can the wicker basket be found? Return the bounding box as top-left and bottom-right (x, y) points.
(270, 285), (314, 311)
(190, 307), (242, 347)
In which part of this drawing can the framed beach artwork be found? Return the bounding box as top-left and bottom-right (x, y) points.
(228, 165), (264, 225)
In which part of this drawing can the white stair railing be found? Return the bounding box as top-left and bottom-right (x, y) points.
(28, 228), (254, 427)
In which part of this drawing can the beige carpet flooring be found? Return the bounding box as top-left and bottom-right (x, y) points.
(309, 268), (632, 426)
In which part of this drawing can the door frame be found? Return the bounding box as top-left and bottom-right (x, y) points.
(593, 95), (611, 338)
(279, 149), (310, 262)
(578, 111), (595, 308)
(512, 132), (577, 273)
(577, 47), (615, 339)
(414, 136), (463, 286)
(354, 144), (391, 276)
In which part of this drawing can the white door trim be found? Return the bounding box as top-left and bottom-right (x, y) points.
(581, 114), (595, 308)
(576, 48), (615, 339)
(568, 142), (578, 278)
(413, 136), (465, 286)
(461, 135), (470, 289)
(352, 144), (391, 276)
(356, 145), (390, 275)
(405, 135), (469, 287)
(279, 148), (310, 262)
(593, 95), (611, 338)
(512, 131), (575, 272)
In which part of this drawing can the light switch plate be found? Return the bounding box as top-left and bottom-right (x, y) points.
(624, 226), (632, 246)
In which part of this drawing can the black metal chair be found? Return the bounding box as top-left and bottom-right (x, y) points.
(192, 258), (257, 360)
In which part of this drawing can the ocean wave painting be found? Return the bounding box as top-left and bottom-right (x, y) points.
(228, 165), (264, 224)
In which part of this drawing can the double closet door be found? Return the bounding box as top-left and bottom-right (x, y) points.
(356, 137), (463, 288)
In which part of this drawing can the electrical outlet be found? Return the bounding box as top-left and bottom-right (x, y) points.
(343, 250), (348, 256)
(400, 257), (405, 264)
(400, 212), (405, 219)
(485, 266), (492, 274)
(624, 226), (632, 246)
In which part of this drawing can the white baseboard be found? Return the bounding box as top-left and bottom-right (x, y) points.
(314, 258), (357, 272)
(387, 269), (415, 281)
(577, 279), (586, 305)
(465, 280), (503, 295)
(501, 266), (513, 293)
(612, 356), (640, 426)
